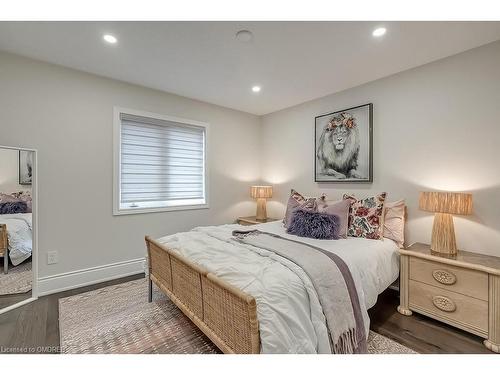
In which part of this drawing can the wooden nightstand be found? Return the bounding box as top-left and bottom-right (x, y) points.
(236, 216), (280, 226)
(398, 242), (500, 353)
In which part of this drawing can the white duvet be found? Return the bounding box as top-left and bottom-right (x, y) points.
(157, 221), (399, 353)
(0, 213), (32, 266)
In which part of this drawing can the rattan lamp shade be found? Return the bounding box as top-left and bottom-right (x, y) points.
(419, 191), (472, 255)
(419, 192), (472, 215)
(250, 186), (273, 199)
(250, 186), (273, 221)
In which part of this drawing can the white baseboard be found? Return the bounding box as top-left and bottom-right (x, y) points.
(37, 257), (145, 296)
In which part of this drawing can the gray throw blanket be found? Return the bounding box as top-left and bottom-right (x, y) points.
(233, 230), (367, 354)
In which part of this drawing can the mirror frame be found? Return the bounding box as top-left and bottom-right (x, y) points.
(0, 145), (38, 314)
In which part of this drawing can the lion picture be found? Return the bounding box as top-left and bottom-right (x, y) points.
(315, 103), (372, 182)
(19, 150), (34, 185)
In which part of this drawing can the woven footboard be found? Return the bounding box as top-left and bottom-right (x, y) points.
(145, 236), (260, 354)
(0, 224), (8, 274)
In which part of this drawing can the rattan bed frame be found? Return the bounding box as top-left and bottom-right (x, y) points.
(146, 207), (407, 354)
(145, 236), (260, 354)
(0, 224), (8, 274)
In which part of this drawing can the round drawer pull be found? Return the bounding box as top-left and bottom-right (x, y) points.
(432, 295), (456, 312)
(432, 269), (457, 285)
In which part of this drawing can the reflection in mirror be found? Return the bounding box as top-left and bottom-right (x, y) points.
(0, 147), (34, 310)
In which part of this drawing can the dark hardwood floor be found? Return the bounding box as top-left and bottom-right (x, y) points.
(0, 275), (493, 354)
(0, 292), (32, 310)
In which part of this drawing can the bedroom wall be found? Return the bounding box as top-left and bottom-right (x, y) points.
(0, 51), (261, 293)
(261, 41), (500, 257)
(0, 148), (32, 193)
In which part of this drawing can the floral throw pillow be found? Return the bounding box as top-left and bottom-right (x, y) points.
(343, 192), (387, 240)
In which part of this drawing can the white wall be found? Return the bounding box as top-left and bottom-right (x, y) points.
(261, 41), (500, 257)
(0, 147), (32, 193)
(0, 51), (261, 290)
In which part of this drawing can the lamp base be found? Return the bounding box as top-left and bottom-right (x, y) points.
(255, 198), (267, 221)
(431, 212), (457, 255)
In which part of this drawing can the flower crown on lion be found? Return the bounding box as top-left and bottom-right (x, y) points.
(327, 112), (356, 129)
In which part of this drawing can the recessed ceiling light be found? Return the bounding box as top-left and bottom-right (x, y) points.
(236, 30), (254, 43)
(103, 34), (118, 44)
(372, 27), (386, 37)
(251, 85), (261, 93)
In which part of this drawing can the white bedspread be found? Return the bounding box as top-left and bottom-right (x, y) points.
(0, 213), (32, 266)
(157, 221), (399, 353)
(258, 221), (400, 310)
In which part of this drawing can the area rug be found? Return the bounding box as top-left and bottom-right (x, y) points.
(0, 260), (32, 295)
(59, 278), (417, 354)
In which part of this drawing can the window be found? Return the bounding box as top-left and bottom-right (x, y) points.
(113, 107), (208, 215)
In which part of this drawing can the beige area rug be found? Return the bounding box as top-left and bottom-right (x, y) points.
(0, 260), (32, 295)
(59, 278), (417, 354)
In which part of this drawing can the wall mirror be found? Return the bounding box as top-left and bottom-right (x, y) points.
(0, 145), (37, 314)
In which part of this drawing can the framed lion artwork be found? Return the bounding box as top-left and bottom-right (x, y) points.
(315, 103), (373, 183)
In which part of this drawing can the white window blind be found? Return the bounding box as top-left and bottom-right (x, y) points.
(117, 112), (206, 212)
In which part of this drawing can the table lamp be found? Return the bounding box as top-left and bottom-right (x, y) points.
(419, 191), (472, 255)
(250, 186), (273, 221)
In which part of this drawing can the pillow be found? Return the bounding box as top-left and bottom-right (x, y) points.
(343, 192), (387, 240)
(283, 189), (323, 228)
(317, 199), (351, 238)
(0, 201), (28, 215)
(11, 191), (32, 213)
(283, 189), (306, 225)
(0, 193), (18, 204)
(284, 197), (318, 228)
(287, 209), (340, 240)
(10, 191), (31, 200)
(384, 199), (406, 248)
(0, 192), (32, 213)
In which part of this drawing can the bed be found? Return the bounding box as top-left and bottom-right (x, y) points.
(0, 191), (33, 273)
(0, 213), (33, 273)
(146, 220), (400, 354)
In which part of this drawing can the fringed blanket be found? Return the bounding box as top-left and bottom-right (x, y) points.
(233, 229), (367, 354)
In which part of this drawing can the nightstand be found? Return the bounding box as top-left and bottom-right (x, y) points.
(398, 242), (500, 353)
(237, 216), (280, 226)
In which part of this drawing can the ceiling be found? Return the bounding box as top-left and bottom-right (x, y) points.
(0, 21), (499, 115)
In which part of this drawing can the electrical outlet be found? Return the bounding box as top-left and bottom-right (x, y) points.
(47, 251), (58, 265)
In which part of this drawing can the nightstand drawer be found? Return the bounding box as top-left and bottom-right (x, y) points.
(410, 257), (488, 301)
(409, 280), (488, 337)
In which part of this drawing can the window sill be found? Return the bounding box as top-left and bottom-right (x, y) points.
(113, 203), (209, 216)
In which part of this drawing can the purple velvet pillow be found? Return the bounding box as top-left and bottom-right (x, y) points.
(0, 201), (28, 214)
(287, 209), (340, 240)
